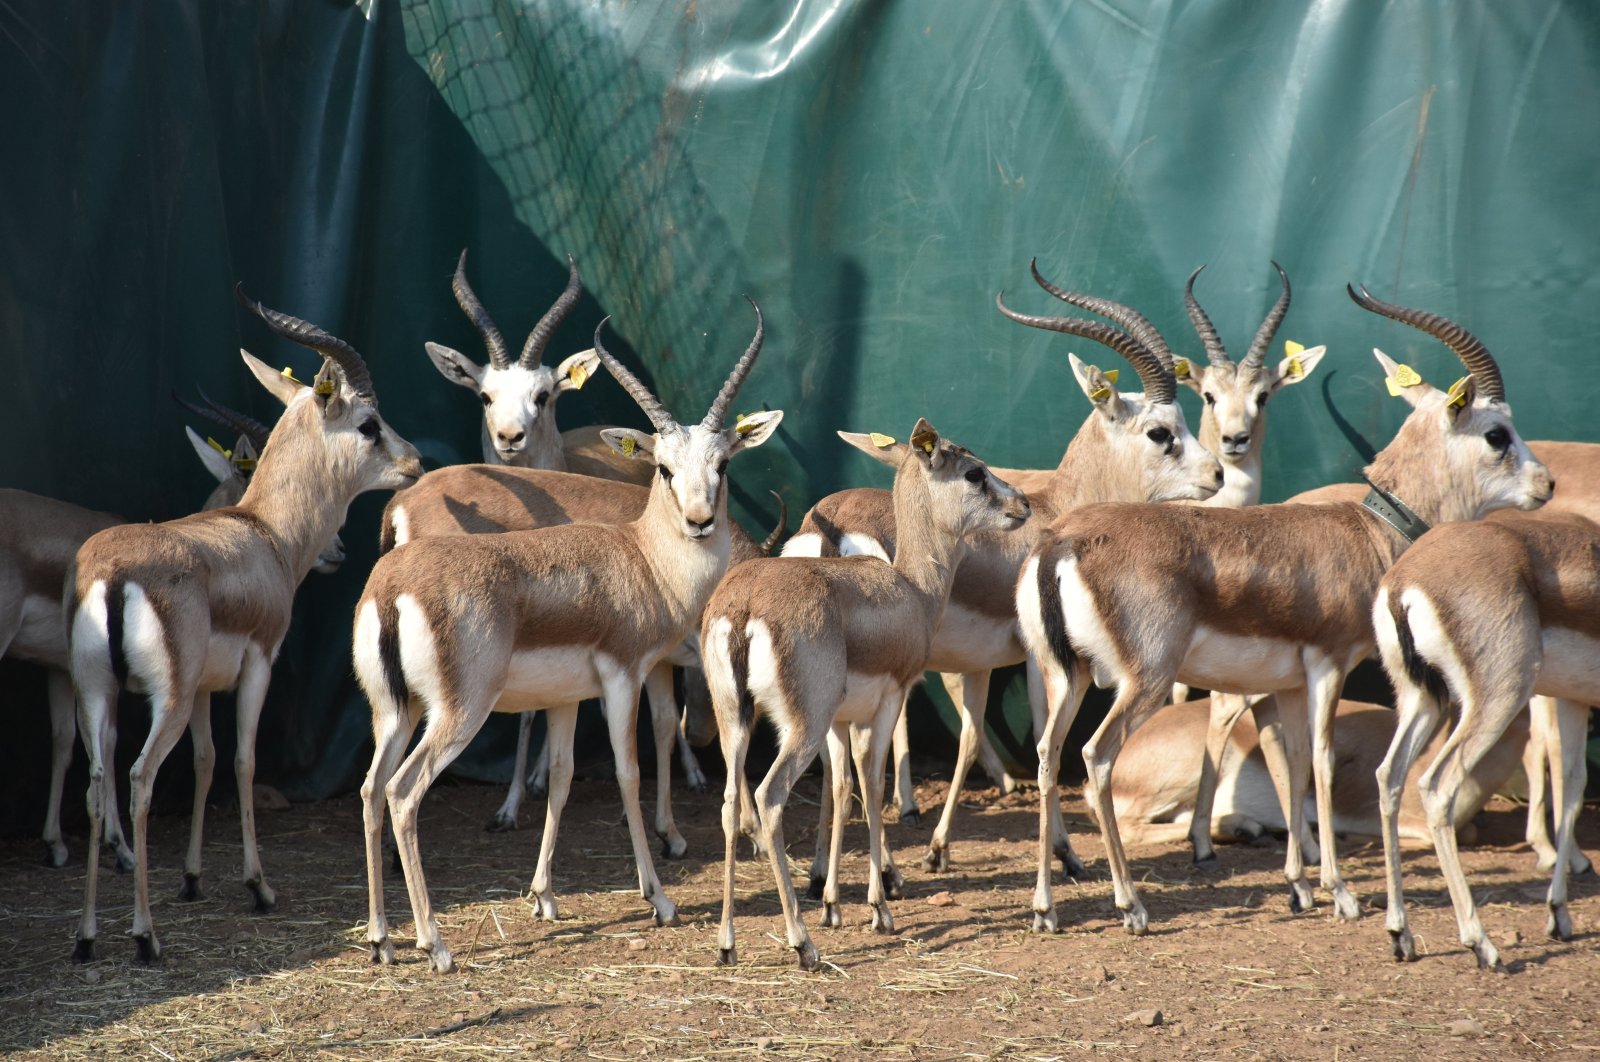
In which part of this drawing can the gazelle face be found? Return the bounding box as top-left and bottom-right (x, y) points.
(918, 429), (1031, 538)
(1069, 355), (1222, 503)
(318, 379), (425, 493)
(425, 343), (601, 463)
(603, 411), (784, 541)
(1177, 346), (1325, 459)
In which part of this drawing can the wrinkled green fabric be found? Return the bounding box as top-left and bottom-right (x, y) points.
(1, 0), (1596, 829)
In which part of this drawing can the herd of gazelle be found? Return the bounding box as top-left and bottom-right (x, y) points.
(6, 250), (1590, 974)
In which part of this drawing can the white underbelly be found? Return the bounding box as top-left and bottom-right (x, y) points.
(927, 600), (1021, 673)
(1178, 626), (1303, 692)
(10, 593), (68, 667)
(1536, 629), (1600, 703)
(498, 647), (603, 710)
(834, 671), (904, 726)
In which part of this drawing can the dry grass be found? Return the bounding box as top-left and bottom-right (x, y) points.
(3, 773), (1600, 1059)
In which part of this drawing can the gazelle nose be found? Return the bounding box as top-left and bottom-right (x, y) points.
(498, 430), (525, 446)
(1222, 432), (1249, 447)
(689, 515), (714, 531)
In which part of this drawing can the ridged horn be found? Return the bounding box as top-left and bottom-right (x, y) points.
(760, 490), (788, 555)
(1242, 261), (1291, 368)
(235, 285), (376, 400)
(1030, 258), (1175, 367)
(171, 386), (272, 451)
(996, 291), (1176, 405)
(1183, 264), (1230, 365)
(592, 318), (676, 434)
(701, 297), (765, 432)
(520, 255), (583, 368)
(1348, 283), (1504, 402)
(451, 249), (510, 370)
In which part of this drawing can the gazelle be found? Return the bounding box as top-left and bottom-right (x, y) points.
(1372, 510), (1599, 969)
(378, 462), (785, 844)
(703, 420), (1031, 970)
(1016, 286), (1552, 935)
(424, 250), (646, 484)
(355, 304), (781, 974)
(787, 262), (1222, 883)
(69, 293), (423, 963)
(1105, 696), (1531, 850)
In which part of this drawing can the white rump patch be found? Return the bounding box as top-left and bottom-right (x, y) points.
(352, 600), (387, 706)
(389, 505), (411, 549)
(780, 532), (824, 558)
(838, 532), (890, 562)
(1057, 557), (1122, 689)
(394, 594), (443, 710)
(1397, 589), (1467, 701)
(69, 581), (113, 693)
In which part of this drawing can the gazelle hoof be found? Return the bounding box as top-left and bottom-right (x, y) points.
(1331, 888), (1361, 923)
(71, 937), (95, 964)
(869, 905), (895, 935)
(1288, 883), (1315, 914)
(533, 892), (559, 921)
(882, 870), (904, 901)
(653, 905), (681, 929)
(1120, 908), (1149, 936)
(795, 941), (820, 971)
(247, 879), (276, 914)
(1389, 928), (1416, 963)
(43, 841), (69, 868)
(684, 771), (710, 794)
(923, 846), (949, 874)
(660, 835), (688, 860)
(898, 807), (922, 828)
(807, 874), (825, 901)
(717, 946), (737, 967)
(370, 937), (396, 965)
(485, 811), (518, 833)
(132, 932), (161, 965)
(822, 903), (843, 929)
(1548, 902), (1573, 941)
(178, 873), (203, 902)
(1031, 909), (1058, 934)
(1192, 850), (1219, 868)
(429, 949), (457, 975)
(113, 849), (135, 874)
(1472, 942), (1504, 973)
(999, 773), (1023, 796)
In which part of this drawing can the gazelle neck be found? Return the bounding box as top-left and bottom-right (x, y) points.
(632, 471), (733, 623)
(1198, 404), (1266, 508)
(237, 400), (356, 579)
(888, 462), (966, 627)
(1045, 416), (1149, 509)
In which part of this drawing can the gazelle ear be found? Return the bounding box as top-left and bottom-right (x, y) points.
(1442, 374), (1478, 424)
(1373, 348), (1437, 409)
(555, 348), (600, 394)
(311, 361), (348, 417)
(1172, 356), (1204, 395)
(1069, 354), (1125, 417)
(185, 426), (237, 484)
(600, 427), (655, 460)
(241, 349), (304, 407)
(1275, 343), (1326, 388)
(909, 418), (948, 469)
(425, 342), (484, 392)
(729, 410), (783, 453)
(231, 435), (259, 475)
(838, 429), (909, 468)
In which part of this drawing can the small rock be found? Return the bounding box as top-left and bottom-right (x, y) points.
(754, 1036), (774, 1051)
(1126, 1009), (1163, 1027)
(1499, 929), (1521, 947)
(253, 784), (291, 811)
(81, 968), (102, 984)
(1573, 1019), (1586, 1030)
(626, 936), (648, 952)
(1447, 1019), (1485, 1038)
(926, 891), (956, 907)
(553, 1036), (574, 1052)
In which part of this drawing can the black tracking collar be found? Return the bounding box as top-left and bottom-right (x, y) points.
(1361, 478), (1431, 545)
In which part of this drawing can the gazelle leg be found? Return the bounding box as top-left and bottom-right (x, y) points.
(1032, 656), (1089, 933)
(600, 669), (677, 928)
(99, 715), (133, 872)
(1523, 697), (1556, 869)
(716, 705), (753, 966)
(819, 724), (852, 929)
(179, 693), (215, 901)
(926, 670), (992, 872)
(233, 648), (277, 913)
(43, 669), (75, 867)
(1375, 687), (1442, 961)
(362, 696), (421, 965)
(529, 705), (578, 921)
(1082, 680), (1173, 936)
(488, 712), (536, 832)
(127, 681), (199, 964)
(1304, 663), (1360, 920)
(855, 704), (901, 933)
(1256, 689), (1317, 912)
(1543, 698), (1589, 942)
(809, 752), (834, 899)
(644, 663), (688, 858)
(676, 664), (713, 792)
(72, 684), (116, 963)
(755, 726), (827, 970)
(1190, 692), (1253, 864)
(890, 694), (917, 825)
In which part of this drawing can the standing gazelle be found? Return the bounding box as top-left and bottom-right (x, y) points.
(354, 303), (781, 975)
(1372, 510), (1599, 970)
(1016, 286), (1552, 936)
(703, 420), (1031, 970)
(69, 293), (423, 963)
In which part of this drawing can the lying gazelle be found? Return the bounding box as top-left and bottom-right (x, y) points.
(786, 262), (1222, 885)
(704, 420), (1030, 970)
(378, 462), (785, 845)
(1372, 510), (1599, 970)
(1105, 696), (1531, 851)
(1017, 286), (1552, 935)
(70, 294), (423, 963)
(356, 304), (780, 974)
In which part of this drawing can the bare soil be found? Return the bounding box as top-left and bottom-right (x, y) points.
(3, 771), (1598, 1059)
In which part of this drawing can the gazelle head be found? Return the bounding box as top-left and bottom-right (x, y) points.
(997, 260), (1223, 503)
(177, 389), (348, 573)
(1173, 262), (1325, 459)
(424, 251), (599, 465)
(235, 288), (424, 494)
(594, 299), (783, 541)
(1353, 285), (1553, 522)
(840, 420), (1031, 538)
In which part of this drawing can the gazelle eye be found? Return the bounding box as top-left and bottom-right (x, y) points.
(1485, 426), (1510, 451)
(716, 459), (728, 476)
(534, 391), (549, 407)
(964, 468), (985, 484)
(658, 465), (674, 483)
(358, 419), (381, 440)
(1203, 392), (1215, 405)
(479, 392), (492, 407)
(1146, 427), (1172, 446)
(1257, 391), (1269, 407)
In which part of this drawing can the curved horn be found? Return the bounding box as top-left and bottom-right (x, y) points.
(1030, 258), (1175, 367)
(1183, 264), (1230, 365)
(520, 254), (583, 368)
(1242, 261), (1291, 368)
(996, 291), (1176, 405)
(702, 297), (765, 432)
(196, 386), (272, 450)
(592, 318), (676, 434)
(451, 249), (510, 370)
(760, 490), (788, 555)
(1348, 283), (1504, 402)
(235, 285), (376, 399)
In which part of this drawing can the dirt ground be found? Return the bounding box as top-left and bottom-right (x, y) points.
(3, 767), (1599, 1060)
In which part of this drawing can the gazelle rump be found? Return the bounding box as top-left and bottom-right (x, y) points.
(787, 264), (1221, 888)
(703, 420), (1031, 971)
(1016, 285), (1552, 936)
(1372, 510), (1599, 970)
(69, 293), (423, 964)
(378, 462), (785, 845)
(354, 303), (781, 975)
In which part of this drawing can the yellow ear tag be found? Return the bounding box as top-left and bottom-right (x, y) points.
(1087, 365), (1113, 402)
(1284, 340), (1305, 379)
(234, 457), (257, 473)
(1385, 363), (1424, 397)
(569, 362), (588, 389)
(1444, 376), (1470, 410)
(920, 439), (936, 454)
(313, 377), (336, 397)
(734, 412), (758, 436)
(206, 437), (231, 459)
(1172, 358), (1191, 379)
(1102, 369), (1119, 384)
(910, 427), (938, 454)
(869, 432), (897, 448)
(620, 435), (637, 457)
(281, 366), (303, 385)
